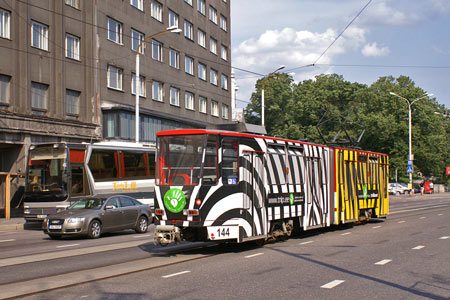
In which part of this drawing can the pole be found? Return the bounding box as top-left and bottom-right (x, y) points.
(135, 52), (140, 143)
(408, 103), (412, 188)
(261, 88), (265, 126)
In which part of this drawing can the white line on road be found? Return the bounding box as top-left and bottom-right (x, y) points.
(412, 245), (425, 250)
(375, 259), (392, 265)
(391, 204), (450, 214)
(439, 236), (449, 240)
(438, 214), (443, 216)
(372, 226), (381, 229)
(245, 253), (264, 258)
(133, 234), (152, 238)
(299, 241), (314, 245)
(162, 270), (191, 278)
(321, 280), (345, 289)
(0, 239), (15, 243)
(398, 221), (406, 224)
(56, 244), (80, 248)
(420, 217), (426, 219)
(341, 232), (351, 236)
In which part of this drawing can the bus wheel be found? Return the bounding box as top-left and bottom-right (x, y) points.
(135, 216), (148, 233)
(88, 220), (102, 239)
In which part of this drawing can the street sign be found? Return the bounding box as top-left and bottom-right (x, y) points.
(407, 160), (413, 174)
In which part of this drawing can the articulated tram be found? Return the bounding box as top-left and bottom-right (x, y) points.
(153, 129), (389, 245)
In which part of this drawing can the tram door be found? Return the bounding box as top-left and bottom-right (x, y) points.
(243, 152), (266, 237)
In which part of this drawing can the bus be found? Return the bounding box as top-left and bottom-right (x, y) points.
(153, 129), (389, 245)
(23, 141), (156, 221)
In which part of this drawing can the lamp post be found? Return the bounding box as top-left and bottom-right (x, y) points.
(261, 65), (285, 126)
(389, 91), (433, 190)
(135, 26), (181, 142)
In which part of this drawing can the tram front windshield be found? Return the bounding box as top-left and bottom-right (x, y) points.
(157, 134), (217, 185)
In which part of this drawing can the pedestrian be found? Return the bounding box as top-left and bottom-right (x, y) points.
(420, 180), (424, 195)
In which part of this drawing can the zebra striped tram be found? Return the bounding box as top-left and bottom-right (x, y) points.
(153, 129), (389, 245)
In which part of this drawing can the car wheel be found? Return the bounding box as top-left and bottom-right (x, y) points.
(48, 234), (62, 240)
(87, 220), (102, 239)
(135, 216), (148, 233)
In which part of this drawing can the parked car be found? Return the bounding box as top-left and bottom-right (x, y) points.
(42, 195), (152, 239)
(388, 183), (410, 195)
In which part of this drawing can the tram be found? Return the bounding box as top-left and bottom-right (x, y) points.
(153, 129), (389, 245)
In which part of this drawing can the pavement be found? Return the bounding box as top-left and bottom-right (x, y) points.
(0, 193), (448, 232)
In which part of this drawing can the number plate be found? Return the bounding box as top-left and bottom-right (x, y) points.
(207, 226), (239, 241)
(49, 225), (62, 230)
(37, 215), (47, 219)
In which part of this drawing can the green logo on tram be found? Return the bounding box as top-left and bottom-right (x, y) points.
(163, 188), (186, 213)
(363, 184), (368, 200)
(289, 193), (294, 205)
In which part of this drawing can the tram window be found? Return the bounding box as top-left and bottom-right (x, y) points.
(88, 150), (118, 181)
(71, 165), (84, 195)
(122, 151), (149, 178)
(203, 135), (217, 185)
(222, 138), (238, 184)
(268, 144), (286, 185)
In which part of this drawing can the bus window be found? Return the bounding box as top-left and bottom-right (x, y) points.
(222, 138), (238, 184)
(122, 151), (148, 178)
(88, 150), (118, 181)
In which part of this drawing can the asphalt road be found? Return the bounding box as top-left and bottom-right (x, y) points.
(1, 194), (449, 300)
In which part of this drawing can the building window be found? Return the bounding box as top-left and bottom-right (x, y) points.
(152, 80), (163, 101)
(210, 38), (217, 54)
(170, 87), (180, 106)
(65, 0), (80, 9)
(222, 104), (229, 119)
(31, 82), (48, 112)
(211, 100), (218, 117)
(0, 74), (11, 104)
(120, 112), (135, 140)
(199, 96), (207, 114)
(66, 89), (80, 117)
(151, 1), (162, 22)
(209, 6), (217, 24)
(185, 56), (194, 75)
(130, 0), (143, 11)
(221, 74), (228, 90)
(107, 65), (123, 90)
(221, 45), (228, 61)
(198, 63), (206, 81)
(210, 69), (218, 86)
(107, 18), (122, 44)
(184, 20), (193, 40)
(169, 49), (179, 69)
(220, 15), (227, 31)
(184, 0), (193, 6)
(185, 92), (194, 110)
(0, 9), (11, 39)
(168, 10), (179, 28)
(131, 29), (144, 53)
(65, 34), (80, 60)
(31, 21), (48, 50)
(132, 73), (146, 97)
(152, 39), (162, 61)
(198, 29), (206, 48)
(198, 0), (206, 15)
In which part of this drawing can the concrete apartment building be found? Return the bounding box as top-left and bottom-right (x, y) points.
(0, 0), (232, 216)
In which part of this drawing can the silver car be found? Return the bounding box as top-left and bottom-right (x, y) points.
(42, 195), (152, 239)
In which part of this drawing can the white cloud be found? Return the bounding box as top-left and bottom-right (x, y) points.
(361, 42), (390, 57)
(358, 0), (422, 26)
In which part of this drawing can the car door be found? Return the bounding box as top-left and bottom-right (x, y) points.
(102, 197), (125, 231)
(119, 196), (139, 228)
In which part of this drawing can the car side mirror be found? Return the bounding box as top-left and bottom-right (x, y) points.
(105, 205), (114, 210)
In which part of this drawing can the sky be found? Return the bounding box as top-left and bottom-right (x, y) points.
(230, 0), (450, 110)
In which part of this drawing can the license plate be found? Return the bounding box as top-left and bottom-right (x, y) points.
(49, 225), (62, 230)
(207, 226), (239, 241)
(37, 215), (47, 219)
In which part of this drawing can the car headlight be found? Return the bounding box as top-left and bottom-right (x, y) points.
(67, 217), (85, 224)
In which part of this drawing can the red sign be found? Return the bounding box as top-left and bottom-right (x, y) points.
(446, 166), (450, 176)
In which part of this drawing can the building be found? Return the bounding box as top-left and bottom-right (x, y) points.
(0, 0), (232, 216)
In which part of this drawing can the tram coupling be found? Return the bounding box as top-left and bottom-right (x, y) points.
(154, 225), (181, 246)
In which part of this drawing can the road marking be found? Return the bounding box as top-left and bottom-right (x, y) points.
(439, 236), (449, 240)
(398, 221), (406, 224)
(391, 204), (450, 214)
(341, 232), (351, 236)
(299, 241), (314, 245)
(375, 259), (392, 265)
(0, 239), (16, 243)
(162, 270), (191, 278)
(56, 244), (80, 248)
(321, 280), (345, 289)
(133, 234), (152, 238)
(372, 226), (381, 229)
(438, 214), (443, 216)
(412, 245), (425, 250)
(245, 253), (264, 258)
(420, 217), (426, 219)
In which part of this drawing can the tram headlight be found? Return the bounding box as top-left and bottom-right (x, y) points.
(67, 217), (85, 224)
(24, 209), (31, 214)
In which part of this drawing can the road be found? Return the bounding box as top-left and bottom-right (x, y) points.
(0, 194), (449, 299)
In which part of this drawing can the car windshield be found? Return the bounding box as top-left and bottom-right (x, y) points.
(69, 198), (105, 210)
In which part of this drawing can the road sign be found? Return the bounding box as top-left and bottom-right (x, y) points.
(407, 160), (413, 174)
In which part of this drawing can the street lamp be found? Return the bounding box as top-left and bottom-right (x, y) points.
(261, 65), (285, 126)
(389, 91), (433, 190)
(135, 26), (182, 142)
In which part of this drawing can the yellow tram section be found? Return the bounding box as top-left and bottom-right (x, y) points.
(334, 149), (389, 225)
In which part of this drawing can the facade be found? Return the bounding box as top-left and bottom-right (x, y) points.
(0, 0), (232, 216)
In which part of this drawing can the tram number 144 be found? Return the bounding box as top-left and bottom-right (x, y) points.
(207, 226), (239, 241)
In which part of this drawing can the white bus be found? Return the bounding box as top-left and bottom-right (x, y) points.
(23, 141), (156, 221)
